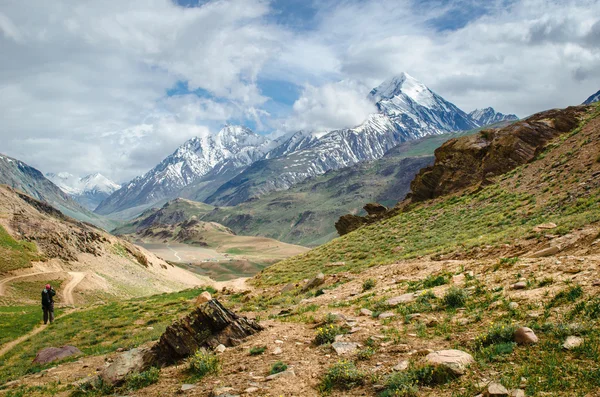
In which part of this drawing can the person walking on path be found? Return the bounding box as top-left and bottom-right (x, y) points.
(42, 284), (56, 324)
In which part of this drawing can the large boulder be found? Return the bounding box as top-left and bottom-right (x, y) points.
(100, 347), (154, 386)
(301, 273), (325, 292)
(514, 327), (538, 345)
(151, 299), (262, 365)
(33, 345), (82, 365)
(425, 349), (474, 376)
(335, 214), (368, 236)
(364, 203), (387, 216)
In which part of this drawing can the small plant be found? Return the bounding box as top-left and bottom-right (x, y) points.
(249, 346), (267, 356)
(270, 361), (288, 375)
(319, 360), (365, 393)
(122, 367), (160, 391)
(546, 285), (583, 309)
(362, 278), (376, 292)
(499, 257), (519, 266)
(538, 277), (554, 287)
(443, 287), (468, 309)
(357, 347), (375, 360)
(315, 324), (341, 345)
(407, 274), (448, 292)
(188, 349), (220, 379)
(475, 322), (517, 348)
(315, 288), (325, 297)
(380, 364), (456, 397)
(478, 342), (516, 362)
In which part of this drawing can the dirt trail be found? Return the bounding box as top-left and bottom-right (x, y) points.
(62, 272), (85, 306)
(166, 244), (182, 261)
(0, 271), (63, 296)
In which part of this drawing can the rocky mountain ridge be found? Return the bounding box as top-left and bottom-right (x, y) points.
(468, 107), (518, 125)
(96, 74), (512, 217)
(583, 89), (600, 104)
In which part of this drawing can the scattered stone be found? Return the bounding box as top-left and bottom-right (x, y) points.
(452, 274), (466, 286)
(272, 347), (283, 355)
(274, 340), (284, 344)
(392, 360), (409, 371)
(406, 313), (421, 321)
(385, 293), (415, 307)
(280, 283), (295, 294)
(33, 346), (83, 365)
(360, 308), (373, 316)
(510, 389), (525, 397)
(592, 280), (600, 287)
(563, 336), (584, 350)
(302, 273), (325, 292)
(325, 261), (346, 267)
(244, 387), (259, 393)
(486, 382), (509, 396)
(215, 344), (226, 353)
(349, 327), (361, 334)
(332, 342), (360, 356)
(564, 267), (581, 274)
(116, 347), (125, 353)
(181, 384), (197, 391)
(424, 349), (475, 376)
(514, 327), (538, 345)
(265, 369), (296, 381)
(211, 386), (236, 396)
(195, 291), (212, 305)
(508, 302), (519, 310)
(533, 222), (557, 232)
(511, 281), (527, 290)
(378, 311), (395, 319)
(529, 246), (560, 258)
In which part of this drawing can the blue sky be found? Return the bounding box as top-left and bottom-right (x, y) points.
(0, 0), (598, 180)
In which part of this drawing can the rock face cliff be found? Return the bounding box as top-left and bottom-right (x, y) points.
(409, 106), (587, 202)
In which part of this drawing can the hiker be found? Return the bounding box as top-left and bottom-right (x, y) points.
(42, 284), (56, 324)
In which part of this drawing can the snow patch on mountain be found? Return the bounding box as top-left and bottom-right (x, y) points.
(583, 90), (600, 105)
(46, 172), (120, 195)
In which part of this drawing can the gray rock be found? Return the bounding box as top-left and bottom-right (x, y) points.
(215, 344), (226, 353)
(392, 360), (409, 371)
(487, 382), (509, 396)
(510, 389), (525, 397)
(514, 327), (538, 345)
(100, 347), (154, 386)
(529, 246), (560, 258)
(302, 273), (325, 292)
(211, 386), (236, 396)
(332, 342), (360, 356)
(424, 349), (474, 376)
(244, 387), (260, 393)
(181, 384), (197, 391)
(265, 369), (296, 381)
(360, 308), (373, 316)
(511, 281), (527, 290)
(272, 346), (283, 355)
(563, 335), (584, 350)
(280, 283), (295, 294)
(378, 311), (395, 319)
(508, 302), (519, 310)
(385, 293), (415, 307)
(33, 346), (83, 365)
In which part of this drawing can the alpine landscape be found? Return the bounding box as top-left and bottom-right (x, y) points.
(1, 1), (600, 396)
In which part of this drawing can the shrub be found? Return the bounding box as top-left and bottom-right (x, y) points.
(319, 360), (365, 393)
(357, 347), (375, 361)
(547, 285), (583, 308)
(188, 350), (220, 379)
(362, 278), (376, 292)
(407, 274), (448, 292)
(122, 367), (160, 391)
(270, 361), (288, 375)
(249, 346), (266, 356)
(443, 287), (468, 308)
(315, 324), (341, 345)
(475, 322), (517, 348)
(380, 364), (456, 397)
(478, 342), (516, 362)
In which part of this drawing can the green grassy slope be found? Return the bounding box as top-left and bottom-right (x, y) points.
(256, 107), (600, 286)
(0, 225), (41, 273)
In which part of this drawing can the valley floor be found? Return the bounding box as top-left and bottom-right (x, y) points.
(2, 251), (600, 396)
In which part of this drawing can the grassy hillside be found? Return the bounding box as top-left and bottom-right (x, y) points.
(257, 106), (600, 286)
(0, 225), (41, 273)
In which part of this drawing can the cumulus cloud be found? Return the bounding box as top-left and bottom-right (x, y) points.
(1, 0), (599, 182)
(276, 80), (376, 133)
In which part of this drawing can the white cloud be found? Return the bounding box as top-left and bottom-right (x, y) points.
(0, 0), (599, 183)
(276, 80), (376, 133)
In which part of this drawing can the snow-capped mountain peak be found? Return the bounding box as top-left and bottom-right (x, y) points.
(46, 172), (121, 211)
(583, 89), (600, 105)
(369, 73), (436, 108)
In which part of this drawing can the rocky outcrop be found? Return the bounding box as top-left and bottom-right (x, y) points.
(409, 106), (587, 202)
(335, 202), (394, 236)
(33, 345), (82, 365)
(150, 299), (262, 365)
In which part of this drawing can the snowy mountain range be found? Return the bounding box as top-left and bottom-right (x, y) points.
(468, 107), (518, 126)
(583, 90), (600, 105)
(96, 73), (518, 217)
(46, 172), (120, 211)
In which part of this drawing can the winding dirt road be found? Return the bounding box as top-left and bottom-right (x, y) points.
(62, 272), (85, 306)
